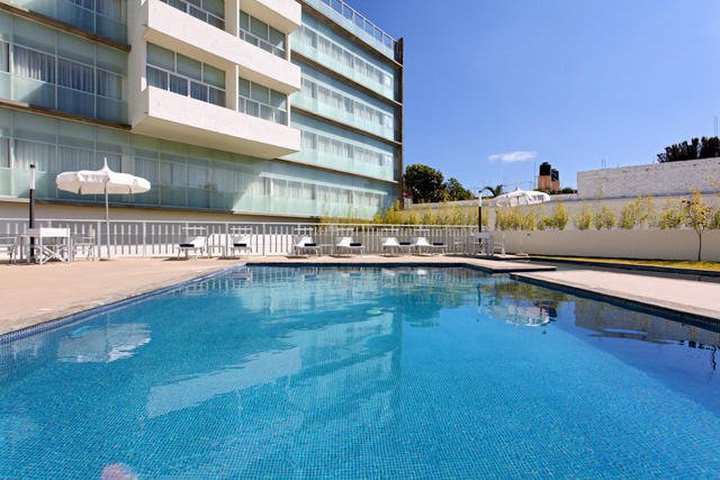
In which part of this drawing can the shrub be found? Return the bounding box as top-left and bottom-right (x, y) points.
(545, 203), (569, 230)
(574, 205), (593, 231)
(711, 209), (720, 230)
(520, 208), (539, 231)
(618, 197), (655, 230)
(593, 206), (616, 230)
(657, 199), (684, 230)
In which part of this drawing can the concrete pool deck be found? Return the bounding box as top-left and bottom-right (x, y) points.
(2, 255), (720, 337)
(513, 269), (720, 321)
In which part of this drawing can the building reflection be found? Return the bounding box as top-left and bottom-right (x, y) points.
(138, 267), (406, 474)
(57, 321), (151, 363)
(572, 299), (720, 369)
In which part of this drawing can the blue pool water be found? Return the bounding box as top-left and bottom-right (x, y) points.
(1, 266), (720, 479)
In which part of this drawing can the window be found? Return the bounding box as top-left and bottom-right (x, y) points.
(13, 45), (55, 83)
(238, 10), (286, 58)
(146, 43), (226, 108)
(237, 77), (287, 125)
(159, 0), (225, 29)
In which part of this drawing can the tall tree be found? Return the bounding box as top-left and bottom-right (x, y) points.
(404, 164), (445, 203)
(445, 178), (475, 201)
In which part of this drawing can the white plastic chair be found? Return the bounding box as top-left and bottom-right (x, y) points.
(335, 237), (364, 256)
(0, 236), (21, 264)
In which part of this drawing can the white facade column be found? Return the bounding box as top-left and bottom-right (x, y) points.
(225, 0), (239, 36)
(226, 65), (239, 111)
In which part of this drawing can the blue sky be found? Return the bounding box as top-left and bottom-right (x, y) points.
(353, 0), (720, 191)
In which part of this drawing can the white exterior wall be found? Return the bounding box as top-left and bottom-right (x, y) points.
(127, 0), (302, 158)
(577, 158), (720, 199)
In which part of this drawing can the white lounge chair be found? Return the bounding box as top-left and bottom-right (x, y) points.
(335, 236), (364, 256)
(381, 237), (401, 256)
(230, 234), (252, 259)
(412, 237), (446, 256)
(177, 235), (207, 259)
(294, 236), (321, 257)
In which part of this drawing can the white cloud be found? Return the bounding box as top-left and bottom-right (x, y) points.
(488, 151), (538, 163)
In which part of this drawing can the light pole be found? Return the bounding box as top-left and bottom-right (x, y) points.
(478, 187), (494, 233)
(29, 164), (36, 262)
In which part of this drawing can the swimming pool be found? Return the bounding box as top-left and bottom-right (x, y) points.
(1, 266), (719, 478)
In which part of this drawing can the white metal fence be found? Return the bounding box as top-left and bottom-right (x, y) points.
(0, 219), (479, 258)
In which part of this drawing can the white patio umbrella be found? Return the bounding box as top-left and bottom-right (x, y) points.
(494, 188), (551, 256)
(56, 158), (151, 259)
(494, 188), (551, 207)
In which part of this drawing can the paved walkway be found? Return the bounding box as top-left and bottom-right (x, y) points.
(0, 259), (244, 336)
(513, 269), (720, 321)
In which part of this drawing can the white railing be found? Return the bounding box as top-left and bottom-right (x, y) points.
(0, 219), (479, 259)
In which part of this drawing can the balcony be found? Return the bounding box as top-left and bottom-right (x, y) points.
(240, 0), (301, 34)
(302, 0), (395, 59)
(136, 0), (300, 94)
(132, 87), (300, 159)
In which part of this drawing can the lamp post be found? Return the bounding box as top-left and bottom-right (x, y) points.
(477, 187), (494, 233)
(29, 164), (36, 262)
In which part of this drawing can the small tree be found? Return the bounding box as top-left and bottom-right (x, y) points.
(593, 206), (616, 230)
(683, 190), (712, 261)
(574, 205), (593, 231)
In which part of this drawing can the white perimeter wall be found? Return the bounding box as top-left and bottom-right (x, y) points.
(501, 230), (720, 262)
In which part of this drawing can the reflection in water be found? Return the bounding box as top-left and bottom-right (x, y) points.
(478, 277), (562, 327)
(572, 299), (720, 370)
(58, 322), (151, 363)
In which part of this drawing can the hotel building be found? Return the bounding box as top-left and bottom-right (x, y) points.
(0, 0), (403, 221)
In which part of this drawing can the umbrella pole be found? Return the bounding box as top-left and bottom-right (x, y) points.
(105, 187), (111, 259)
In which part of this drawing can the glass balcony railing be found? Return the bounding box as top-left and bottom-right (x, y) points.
(303, 0), (395, 59)
(292, 26), (394, 100)
(8, 0), (127, 44)
(0, 71), (127, 123)
(292, 89), (395, 141)
(288, 148), (394, 181)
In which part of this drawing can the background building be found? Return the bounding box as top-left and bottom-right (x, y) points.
(0, 0), (403, 221)
(537, 162), (560, 193)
